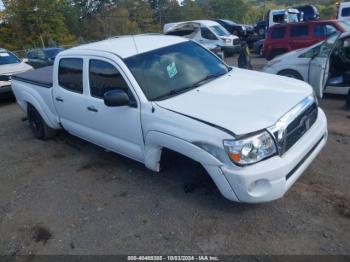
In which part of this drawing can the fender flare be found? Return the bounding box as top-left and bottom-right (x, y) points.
(20, 89), (60, 129)
(144, 131), (223, 172)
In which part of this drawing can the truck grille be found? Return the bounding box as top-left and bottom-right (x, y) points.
(284, 102), (318, 152)
(233, 39), (240, 46)
(268, 96), (318, 156)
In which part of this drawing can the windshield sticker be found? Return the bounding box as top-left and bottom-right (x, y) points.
(0, 53), (10, 57)
(167, 62), (178, 79)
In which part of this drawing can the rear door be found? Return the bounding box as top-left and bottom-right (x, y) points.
(308, 33), (341, 98)
(289, 24), (310, 50)
(53, 57), (92, 140)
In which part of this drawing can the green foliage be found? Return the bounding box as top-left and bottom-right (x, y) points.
(0, 0), (76, 50)
(0, 0), (342, 52)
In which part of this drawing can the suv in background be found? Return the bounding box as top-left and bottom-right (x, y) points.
(26, 48), (64, 68)
(263, 20), (348, 60)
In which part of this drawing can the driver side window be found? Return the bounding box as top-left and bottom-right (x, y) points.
(201, 27), (217, 40)
(89, 59), (129, 99)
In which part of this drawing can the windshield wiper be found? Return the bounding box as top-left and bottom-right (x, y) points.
(153, 70), (228, 101)
(153, 86), (196, 101)
(191, 71), (228, 88)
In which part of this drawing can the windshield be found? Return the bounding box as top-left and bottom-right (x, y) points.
(339, 21), (350, 32)
(317, 32), (341, 58)
(125, 41), (229, 101)
(287, 13), (299, 22)
(209, 25), (229, 36)
(0, 51), (21, 65)
(222, 19), (236, 26)
(44, 48), (63, 58)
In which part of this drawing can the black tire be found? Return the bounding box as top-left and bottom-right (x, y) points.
(278, 70), (303, 81)
(27, 104), (56, 140)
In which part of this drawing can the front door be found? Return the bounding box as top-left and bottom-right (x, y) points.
(83, 58), (144, 162)
(308, 32), (341, 98)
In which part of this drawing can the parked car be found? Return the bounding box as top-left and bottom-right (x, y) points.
(11, 34), (327, 203)
(263, 20), (349, 60)
(26, 48), (64, 68)
(263, 31), (350, 97)
(0, 48), (32, 96)
(213, 19), (249, 38)
(337, 2), (350, 21)
(295, 5), (320, 21)
(164, 20), (241, 56)
(253, 38), (265, 56)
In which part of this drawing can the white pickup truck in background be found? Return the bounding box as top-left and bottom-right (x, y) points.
(11, 34), (328, 203)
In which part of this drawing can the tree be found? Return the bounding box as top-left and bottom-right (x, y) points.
(0, 0), (75, 50)
(182, 0), (204, 20)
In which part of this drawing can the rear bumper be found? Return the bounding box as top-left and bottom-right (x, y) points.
(205, 108), (328, 203)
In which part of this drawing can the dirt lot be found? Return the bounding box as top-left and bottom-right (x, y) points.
(0, 55), (350, 255)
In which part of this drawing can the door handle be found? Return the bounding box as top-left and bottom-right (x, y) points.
(87, 106), (98, 112)
(55, 97), (64, 102)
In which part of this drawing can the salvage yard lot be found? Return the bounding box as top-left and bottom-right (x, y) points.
(0, 55), (350, 255)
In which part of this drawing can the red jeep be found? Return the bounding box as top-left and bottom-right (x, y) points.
(263, 20), (349, 60)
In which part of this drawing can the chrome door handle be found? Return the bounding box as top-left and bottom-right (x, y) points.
(87, 106), (98, 112)
(55, 97), (64, 102)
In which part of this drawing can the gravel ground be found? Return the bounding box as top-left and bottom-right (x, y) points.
(0, 56), (349, 255)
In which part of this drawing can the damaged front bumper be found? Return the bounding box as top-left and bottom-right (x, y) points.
(203, 109), (328, 203)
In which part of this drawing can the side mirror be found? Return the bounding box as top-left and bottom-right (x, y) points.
(103, 89), (131, 107)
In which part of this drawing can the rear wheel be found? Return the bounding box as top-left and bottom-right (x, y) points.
(278, 70), (303, 81)
(27, 104), (56, 140)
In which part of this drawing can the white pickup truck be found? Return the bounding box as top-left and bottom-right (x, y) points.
(11, 34), (328, 203)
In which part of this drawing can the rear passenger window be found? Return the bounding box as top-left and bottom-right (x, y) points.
(58, 58), (83, 93)
(271, 27), (286, 39)
(290, 25), (309, 38)
(89, 60), (128, 99)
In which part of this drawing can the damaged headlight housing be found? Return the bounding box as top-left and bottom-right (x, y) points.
(223, 131), (277, 166)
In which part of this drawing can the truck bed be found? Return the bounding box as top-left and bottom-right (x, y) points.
(12, 66), (53, 88)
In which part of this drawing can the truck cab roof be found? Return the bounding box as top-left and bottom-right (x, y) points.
(64, 34), (188, 59)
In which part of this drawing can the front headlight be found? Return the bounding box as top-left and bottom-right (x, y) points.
(223, 131), (277, 166)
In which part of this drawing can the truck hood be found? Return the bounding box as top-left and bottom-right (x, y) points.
(0, 62), (33, 75)
(156, 68), (313, 135)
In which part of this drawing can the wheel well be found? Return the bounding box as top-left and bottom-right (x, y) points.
(278, 69), (304, 81)
(160, 147), (203, 171)
(159, 147), (215, 192)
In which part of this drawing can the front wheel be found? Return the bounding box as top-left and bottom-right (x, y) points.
(27, 105), (56, 140)
(278, 70), (303, 81)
